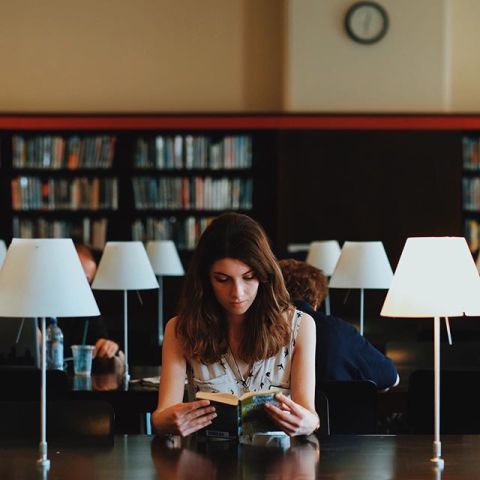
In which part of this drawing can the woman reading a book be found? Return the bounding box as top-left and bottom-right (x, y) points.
(151, 212), (319, 437)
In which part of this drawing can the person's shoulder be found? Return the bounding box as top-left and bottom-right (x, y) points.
(290, 307), (309, 322)
(322, 313), (358, 333)
(163, 316), (187, 355)
(313, 313), (360, 346)
(295, 308), (315, 323)
(164, 316), (181, 340)
(294, 309), (316, 335)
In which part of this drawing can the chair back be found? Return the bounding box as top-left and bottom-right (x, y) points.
(407, 369), (480, 434)
(315, 389), (330, 436)
(0, 318), (39, 367)
(0, 400), (114, 445)
(317, 380), (378, 434)
(0, 366), (68, 401)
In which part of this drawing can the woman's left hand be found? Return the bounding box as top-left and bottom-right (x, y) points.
(264, 393), (319, 436)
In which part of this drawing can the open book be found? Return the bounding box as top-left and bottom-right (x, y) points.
(196, 388), (280, 439)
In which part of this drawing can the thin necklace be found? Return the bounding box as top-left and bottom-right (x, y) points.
(228, 346), (251, 391)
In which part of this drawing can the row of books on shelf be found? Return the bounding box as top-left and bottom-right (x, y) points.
(10, 214), (223, 251)
(131, 216), (214, 250)
(465, 218), (480, 254)
(12, 217), (108, 250)
(462, 177), (480, 210)
(11, 176), (118, 211)
(135, 135), (252, 170)
(463, 137), (480, 171)
(12, 135), (117, 169)
(132, 176), (253, 211)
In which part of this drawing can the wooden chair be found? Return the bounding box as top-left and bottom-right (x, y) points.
(317, 380), (378, 434)
(407, 369), (480, 434)
(314, 389), (330, 436)
(0, 366), (68, 401)
(0, 400), (114, 445)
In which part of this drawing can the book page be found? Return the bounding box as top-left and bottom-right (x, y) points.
(239, 387), (281, 401)
(196, 391), (239, 406)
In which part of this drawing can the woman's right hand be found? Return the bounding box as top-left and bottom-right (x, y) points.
(152, 400), (217, 437)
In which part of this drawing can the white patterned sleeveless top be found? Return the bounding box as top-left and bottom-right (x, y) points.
(186, 309), (303, 400)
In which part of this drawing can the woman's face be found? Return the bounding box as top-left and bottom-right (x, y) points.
(209, 257), (260, 322)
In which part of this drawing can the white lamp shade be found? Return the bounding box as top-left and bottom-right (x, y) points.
(329, 241), (393, 289)
(92, 241), (159, 290)
(0, 240), (7, 267)
(381, 237), (480, 318)
(0, 238), (100, 317)
(146, 240), (184, 276)
(306, 240), (341, 276)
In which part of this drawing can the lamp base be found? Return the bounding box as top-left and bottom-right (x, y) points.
(36, 457), (50, 470)
(430, 457), (444, 470)
(37, 436), (50, 470)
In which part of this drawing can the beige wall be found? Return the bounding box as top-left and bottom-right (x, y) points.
(284, 0), (449, 112)
(0, 0), (283, 112)
(0, 0), (479, 112)
(450, 0), (480, 111)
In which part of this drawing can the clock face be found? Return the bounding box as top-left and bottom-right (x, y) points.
(345, 1), (389, 44)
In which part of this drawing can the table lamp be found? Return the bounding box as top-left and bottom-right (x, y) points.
(91, 241), (158, 384)
(0, 238), (100, 470)
(306, 240), (341, 315)
(381, 237), (480, 469)
(329, 241), (393, 335)
(146, 240), (184, 345)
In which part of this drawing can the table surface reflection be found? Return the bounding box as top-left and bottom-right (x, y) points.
(68, 366), (161, 434)
(69, 365), (161, 392)
(1, 434), (480, 479)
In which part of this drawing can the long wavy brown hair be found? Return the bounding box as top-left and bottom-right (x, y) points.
(176, 212), (292, 364)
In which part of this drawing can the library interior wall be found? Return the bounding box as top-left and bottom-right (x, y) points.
(450, 0), (480, 111)
(0, 0), (283, 112)
(0, 0), (479, 112)
(285, 0), (449, 111)
(285, 0), (480, 112)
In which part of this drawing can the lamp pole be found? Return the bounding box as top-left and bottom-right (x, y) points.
(157, 275), (164, 345)
(37, 317), (50, 470)
(431, 316), (444, 469)
(359, 288), (364, 336)
(325, 277), (331, 316)
(123, 291), (130, 386)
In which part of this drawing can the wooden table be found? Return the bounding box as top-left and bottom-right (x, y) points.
(68, 366), (160, 434)
(1, 434), (479, 479)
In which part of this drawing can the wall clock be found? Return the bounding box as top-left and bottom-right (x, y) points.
(344, 1), (389, 45)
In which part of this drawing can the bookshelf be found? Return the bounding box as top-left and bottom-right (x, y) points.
(0, 114), (476, 261)
(462, 135), (480, 254)
(0, 117), (278, 257)
(0, 116), (276, 365)
(6, 134), (119, 250)
(0, 113), (475, 363)
(130, 134), (253, 249)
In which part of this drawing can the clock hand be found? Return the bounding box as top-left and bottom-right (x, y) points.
(364, 12), (372, 34)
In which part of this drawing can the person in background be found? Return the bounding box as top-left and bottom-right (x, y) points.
(151, 213), (319, 437)
(58, 244), (124, 369)
(278, 258), (399, 391)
